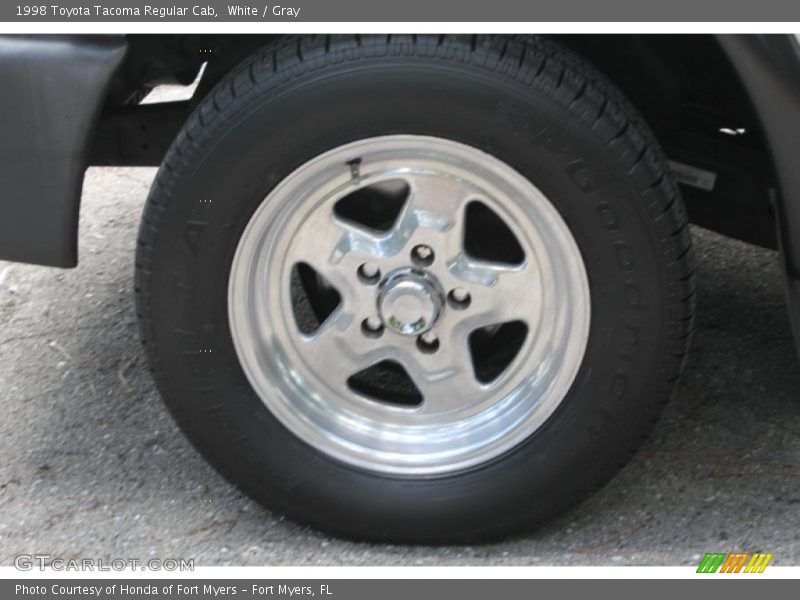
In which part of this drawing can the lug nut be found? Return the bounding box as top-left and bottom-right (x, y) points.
(414, 245), (433, 260)
(411, 244), (435, 266)
(417, 331), (440, 353)
(420, 331), (438, 345)
(361, 316), (384, 337)
(448, 288), (471, 309)
(357, 263), (381, 284)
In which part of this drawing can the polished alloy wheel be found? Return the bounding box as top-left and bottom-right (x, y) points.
(228, 135), (591, 475)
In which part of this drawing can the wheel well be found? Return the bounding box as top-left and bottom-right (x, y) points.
(554, 34), (776, 248)
(91, 34), (779, 248)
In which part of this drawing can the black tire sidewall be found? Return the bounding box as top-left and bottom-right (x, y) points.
(145, 57), (673, 541)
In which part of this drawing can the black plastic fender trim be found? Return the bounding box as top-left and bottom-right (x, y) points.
(717, 34), (800, 357)
(0, 35), (127, 268)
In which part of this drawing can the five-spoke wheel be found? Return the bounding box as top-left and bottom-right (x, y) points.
(228, 136), (591, 474)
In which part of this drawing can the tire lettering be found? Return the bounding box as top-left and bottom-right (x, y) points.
(184, 221), (208, 256)
(172, 274), (193, 299)
(596, 202), (619, 231)
(614, 241), (635, 270)
(609, 373), (628, 400)
(566, 160), (596, 193)
(624, 281), (647, 310)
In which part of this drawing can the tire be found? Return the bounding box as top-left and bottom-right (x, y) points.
(135, 35), (694, 542)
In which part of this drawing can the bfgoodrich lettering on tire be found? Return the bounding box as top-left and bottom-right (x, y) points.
(135, 35), (694, 542)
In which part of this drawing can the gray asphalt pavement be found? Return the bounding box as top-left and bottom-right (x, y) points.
(1, 166), (799, 566)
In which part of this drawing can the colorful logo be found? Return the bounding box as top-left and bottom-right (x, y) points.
(696, 552), (773, 573)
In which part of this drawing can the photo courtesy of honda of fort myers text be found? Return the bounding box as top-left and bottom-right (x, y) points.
(1, 0), (800, 596)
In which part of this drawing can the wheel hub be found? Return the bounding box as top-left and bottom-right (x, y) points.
(377, 269), (444, 336)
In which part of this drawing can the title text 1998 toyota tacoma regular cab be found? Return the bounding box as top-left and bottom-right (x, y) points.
(2, 34), (800, 542)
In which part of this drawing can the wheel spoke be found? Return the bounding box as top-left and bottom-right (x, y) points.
(297, 310), (383, 389)
(393, 174), (472, 257)
(286, 203), (391, 307)
(399, 333), (483, 414)
(405, 174), (469, 228)
(451, 260), (540, 328)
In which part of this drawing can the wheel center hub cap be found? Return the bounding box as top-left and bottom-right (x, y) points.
(377, 269), (444, 336)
